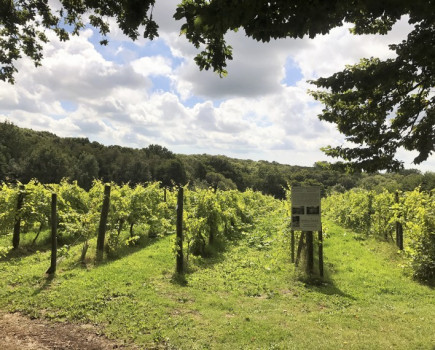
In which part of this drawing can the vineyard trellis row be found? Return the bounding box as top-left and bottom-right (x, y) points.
(322, 188), (435, 281)
(2, 180), (433, 282)
(0, 180), (279, 267)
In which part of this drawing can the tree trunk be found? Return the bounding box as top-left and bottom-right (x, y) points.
(31, 221), (44, 246)
(117, 218), (125, 236)
(130, 222), (134, 238)
(80, 240), (89, 264)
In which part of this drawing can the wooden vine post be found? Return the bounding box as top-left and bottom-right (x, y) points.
(96, 184), (111, 262)
(290, 230), (295, 263)
(295, 232), (305, 267)
(306, 231), (314, 274)
(12, 184), (25, 250)
(367, 193), (373, 236)
(318, 228), (324, 277)
(46, 193), (58, 275)
(395, 191), (404, 250)
(176, 187), (184, 274)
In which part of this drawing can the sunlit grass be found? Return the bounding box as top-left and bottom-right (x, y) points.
(1, 217), (434, 349)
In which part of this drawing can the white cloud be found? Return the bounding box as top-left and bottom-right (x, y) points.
(0, 12), (432, 172)
(293, 17), (413, 81)
(131, 56), (173, 76)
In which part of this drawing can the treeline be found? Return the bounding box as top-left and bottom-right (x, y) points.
(0, 121), (185, 189)
(1, 121), (434, 197)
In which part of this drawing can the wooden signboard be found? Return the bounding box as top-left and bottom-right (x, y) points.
(291, 186), (321, 231)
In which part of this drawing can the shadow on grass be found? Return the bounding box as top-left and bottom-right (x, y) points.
(169, 241), (234, 287)
(91, 233), (166, 269)
(0, 230), (88, 262)
(0, 245), (50, 262)
(294, 256), (356, 300)
(304, 279), (356, 300)
(32, 273), (56, 295)
(165, 235), (244, 286)
(0, 229), (167, 275)
(170, 272), (188, 286)
(185, 238), (234, 271)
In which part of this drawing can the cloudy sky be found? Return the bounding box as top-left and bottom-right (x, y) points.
(1, 1), (434, 171)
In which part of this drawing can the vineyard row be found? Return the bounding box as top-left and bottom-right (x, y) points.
(0, 180), (281, 265)
(322, 188), (435, 281)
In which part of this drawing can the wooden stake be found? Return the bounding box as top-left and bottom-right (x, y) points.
(395, 191), (404, 250)
(96, 184), (111, 262)
(318, 229), (324, 278)
(306, 231), (314, 274)
(295, 232), (305, 267)
(291, 230), (295, 263)
(46, 193), (57, 275)
(12, 185), (25, 250)
(176, 187), (184, 274)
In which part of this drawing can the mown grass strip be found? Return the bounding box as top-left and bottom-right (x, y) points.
(0, 217), (434, 349)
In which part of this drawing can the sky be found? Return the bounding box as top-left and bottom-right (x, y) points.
(1, 0), (434, 172)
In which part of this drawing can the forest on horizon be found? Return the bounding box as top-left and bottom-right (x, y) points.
(1, 121), (434, 198)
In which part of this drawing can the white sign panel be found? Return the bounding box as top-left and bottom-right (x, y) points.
(291, 186), (321, 231)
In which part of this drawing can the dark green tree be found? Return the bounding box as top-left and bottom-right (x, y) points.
(0, 148), (7, 181)
(205, 171), (237, 191)
(125, 160), (151, 185)
(194, 161), (207, 181)
(144, 144), (175, 159)
(421, 172), (435, 191)
(156, 158), (187, 186)
(23, 144), (71, 183)
(74, 152), (99, 190)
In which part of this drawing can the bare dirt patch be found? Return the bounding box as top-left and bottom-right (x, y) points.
(0, 312), (136, 350)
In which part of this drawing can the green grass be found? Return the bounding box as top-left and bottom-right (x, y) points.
(0, 215), (434, 349)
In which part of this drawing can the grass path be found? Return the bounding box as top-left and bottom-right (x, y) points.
(0, 216), (434, 349)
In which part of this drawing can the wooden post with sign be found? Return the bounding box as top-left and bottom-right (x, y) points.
(291, 186), (322, 276)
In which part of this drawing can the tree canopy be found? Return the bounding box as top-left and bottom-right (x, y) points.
(309, 14), (435, 171)
(1, 0), (434, 171)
